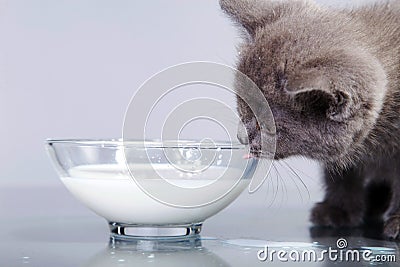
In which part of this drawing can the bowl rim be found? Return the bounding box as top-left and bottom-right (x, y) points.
(45, 138), (247, 149)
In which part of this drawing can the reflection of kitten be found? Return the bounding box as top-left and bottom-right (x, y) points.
(220, 0), (400, 238)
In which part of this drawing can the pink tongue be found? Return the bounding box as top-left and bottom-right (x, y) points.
(243, 153), (253, 159)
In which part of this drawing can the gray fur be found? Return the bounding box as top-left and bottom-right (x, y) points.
(221, 0), (400, 238)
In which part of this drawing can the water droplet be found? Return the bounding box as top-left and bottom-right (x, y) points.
(22, 256), (30, 263)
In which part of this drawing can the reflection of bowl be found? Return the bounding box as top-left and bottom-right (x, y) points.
(46, 139), (258, 239)
(84, 239), (229, 267)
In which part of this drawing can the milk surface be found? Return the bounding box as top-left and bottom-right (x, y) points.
(62, 164), (248, 224)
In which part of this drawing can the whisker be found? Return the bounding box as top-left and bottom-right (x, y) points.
(265, 161), (277, 208)
(269, 162), (280, 207)
(275, 162), (289, 205)
(277, 161), (303, 203)
(277, 161), (304, 203)
(272, 162), (287, 209)
(287, 158), (317, 182)
(264, 163), (272, 207)
(284, 161), (311, 200)
(262, 160), (272, 207)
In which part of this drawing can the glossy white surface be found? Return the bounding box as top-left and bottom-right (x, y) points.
(1, 180), (398, 267)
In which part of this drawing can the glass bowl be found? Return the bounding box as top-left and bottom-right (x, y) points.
(46, 139), (258, 240)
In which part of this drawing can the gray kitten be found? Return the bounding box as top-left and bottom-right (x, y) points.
(220, 0), (400, 239)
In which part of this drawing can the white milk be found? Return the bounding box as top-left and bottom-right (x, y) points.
(61, 164), (248, 224)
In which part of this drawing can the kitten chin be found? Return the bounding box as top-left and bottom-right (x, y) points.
(221, 0), (400, 239)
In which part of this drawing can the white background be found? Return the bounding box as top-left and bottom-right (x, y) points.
(0, 0), (377, 190)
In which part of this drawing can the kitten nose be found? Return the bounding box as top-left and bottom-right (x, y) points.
(237, 122), (249, 145)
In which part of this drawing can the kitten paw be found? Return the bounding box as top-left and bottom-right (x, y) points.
(310, 202), (363, 227)
(383, 216), (400, 239)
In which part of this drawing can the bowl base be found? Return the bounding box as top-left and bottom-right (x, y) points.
(109, 222), (202, 240)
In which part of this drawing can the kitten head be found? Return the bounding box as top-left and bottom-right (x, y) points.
(221, 0), (387, 168)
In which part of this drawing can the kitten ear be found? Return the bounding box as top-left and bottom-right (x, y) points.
(219, 0), (314, 36)
(286, 74), (353, 122)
